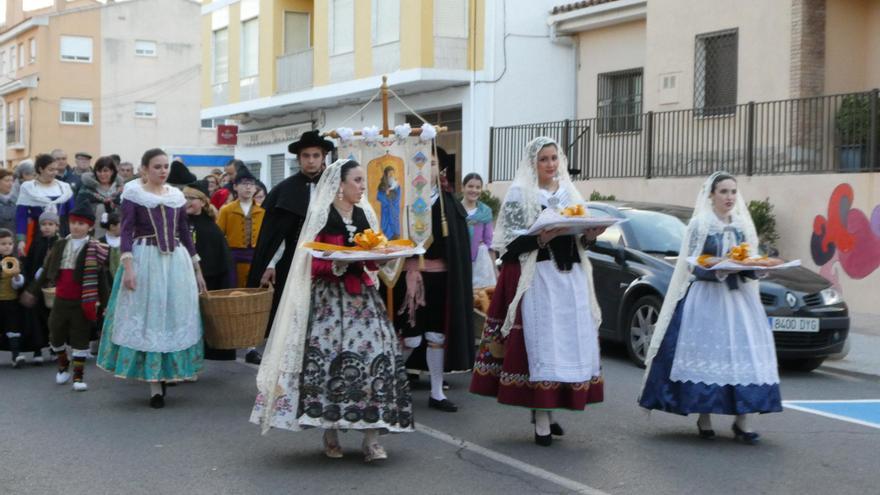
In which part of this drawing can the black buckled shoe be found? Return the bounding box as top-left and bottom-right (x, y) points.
(428, 397), (458, 412)
(149, 394), (165, 409)
(245, 349), (262, 365)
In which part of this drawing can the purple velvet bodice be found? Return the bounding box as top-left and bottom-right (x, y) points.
(120, 199), (196, 256)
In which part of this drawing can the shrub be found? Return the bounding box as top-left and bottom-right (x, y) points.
(589, 190), (617, 201)
(748, 197), (780, 255)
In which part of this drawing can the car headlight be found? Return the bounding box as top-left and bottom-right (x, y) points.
(820, 287), (842, 305)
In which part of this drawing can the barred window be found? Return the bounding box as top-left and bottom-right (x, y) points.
(597, 69), (643, 133)
(695, 29), (738, 116)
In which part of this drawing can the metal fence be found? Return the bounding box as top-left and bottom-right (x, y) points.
(488, 89), (880, 182)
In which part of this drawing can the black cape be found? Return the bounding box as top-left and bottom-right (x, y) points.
(246, 172), (319, 335)
(189, 213), (236, 360)
(188, 213), (233, 288)
(390, 191), (475, 372)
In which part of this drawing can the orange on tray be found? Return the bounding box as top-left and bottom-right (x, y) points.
(353, 229), (388, 250)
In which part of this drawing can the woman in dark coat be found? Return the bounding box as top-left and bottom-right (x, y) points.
(184, 180), (235, 360)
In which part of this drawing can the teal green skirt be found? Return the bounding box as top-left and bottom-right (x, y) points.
(97, 266), (204, 383)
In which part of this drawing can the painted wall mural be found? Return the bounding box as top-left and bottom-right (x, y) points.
(810, 183), (880, 289)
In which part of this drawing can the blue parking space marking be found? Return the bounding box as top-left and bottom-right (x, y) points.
(784, 400), (880, 430)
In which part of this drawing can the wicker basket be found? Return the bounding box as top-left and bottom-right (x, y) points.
(200, 287), (274, 350)
(42, 287), (56, 309)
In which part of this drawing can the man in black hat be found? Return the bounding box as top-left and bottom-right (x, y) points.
(393, 146), (474, 412)
(167, 158), (198, 188)
(245, 130), (334, 365)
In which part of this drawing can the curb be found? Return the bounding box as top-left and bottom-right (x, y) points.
(819, 364), (880, 383)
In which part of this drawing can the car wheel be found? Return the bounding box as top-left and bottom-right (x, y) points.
(624, 295), (661, 368)
(780, 357), (826, 372)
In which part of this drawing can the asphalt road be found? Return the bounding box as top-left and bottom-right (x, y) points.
(1, 346), (878, 495)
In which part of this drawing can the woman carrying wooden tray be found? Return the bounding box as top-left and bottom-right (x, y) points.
(251, 159), (414, 463)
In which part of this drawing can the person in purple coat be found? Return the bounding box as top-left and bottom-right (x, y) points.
(97, 148), (206, 409)
(461, 173), (496, 289)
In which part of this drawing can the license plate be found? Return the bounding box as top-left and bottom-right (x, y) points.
(769, 317), (820, 333)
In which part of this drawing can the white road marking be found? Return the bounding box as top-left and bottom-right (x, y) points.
(417, 424), (611, 495)
(783, 400), (880, 430)
(234, 358), (609, 494)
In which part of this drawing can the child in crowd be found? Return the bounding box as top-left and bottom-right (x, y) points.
(23, 202), (110, 391)
(99, 212), (122, 277)
(22, 209), (62, 363)
(0, 228), (27, 367)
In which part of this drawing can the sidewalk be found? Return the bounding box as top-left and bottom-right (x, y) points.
(822, 312), (880, 380)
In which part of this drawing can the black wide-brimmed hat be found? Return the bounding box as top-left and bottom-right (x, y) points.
(435, 146), (455, 177)
(288, 130), (335, 155)
(187, 179), (211, 198)
(168, 159), (197, 186)
(234, 165), (257, 184)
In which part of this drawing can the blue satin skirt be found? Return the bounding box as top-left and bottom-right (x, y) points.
(639, 297), (783, 416)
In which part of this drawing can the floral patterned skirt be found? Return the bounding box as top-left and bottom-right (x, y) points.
(250, 279), (414, 433)
(469, 262), (604, 410)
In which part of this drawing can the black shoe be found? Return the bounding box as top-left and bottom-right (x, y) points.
(534, 432), (552, 447)
(442, 380), (450, 391)
(732, 423), (760, 444)
(530, 411), (564, 436)
(697, 421), (716, 439)
(245, 350), (262, 365)
(428, 397), (458, 412)
(149, 394), (165, 409)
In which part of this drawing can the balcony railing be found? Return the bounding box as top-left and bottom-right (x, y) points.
(276, 49), (313, 94)
(489, 90), (880, 181)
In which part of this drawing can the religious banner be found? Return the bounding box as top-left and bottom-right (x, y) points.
(338, 136), (434, 285)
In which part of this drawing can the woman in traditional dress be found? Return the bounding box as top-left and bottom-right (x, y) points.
(638, 172), (781, 443)
(76, 156), (124, 238)
(469, 137), (606, 446)
(376, 166), (401, 240)
(183, 179), (236, 361)
(461, 173), (496, 289)
(251, 159), (413, 462)
(15, 154), (74, 256)
(97, 148), (206, 409)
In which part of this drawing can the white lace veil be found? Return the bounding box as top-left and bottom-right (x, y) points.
(493, 136), (602, 336)
(255, 159), (379, 433)
(639, 171), (760, 391)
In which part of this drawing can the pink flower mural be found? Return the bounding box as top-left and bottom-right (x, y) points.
(810, 183), (880, 290)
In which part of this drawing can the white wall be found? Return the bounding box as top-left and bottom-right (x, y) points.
(100, 0), (224, 163)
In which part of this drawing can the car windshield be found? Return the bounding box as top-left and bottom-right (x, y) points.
(621, 209), (687, 254)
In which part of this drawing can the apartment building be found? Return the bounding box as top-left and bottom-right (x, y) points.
(200, 0), (580, 186)
(1, 0), (231, 169)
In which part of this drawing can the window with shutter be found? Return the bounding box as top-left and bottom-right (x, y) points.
(60, 36), (93, 62)
(372, 0), (400, 45)
(135, 40), (157, 57)
(694, 29), (738, 116)
(270, 154), (287, 187)
(213, 28), (229, 84)
(284, 12), (311, 54)
(60, 99), (92, 125)
(240, 18), (259, 77)
(330, 0), (354, 55)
